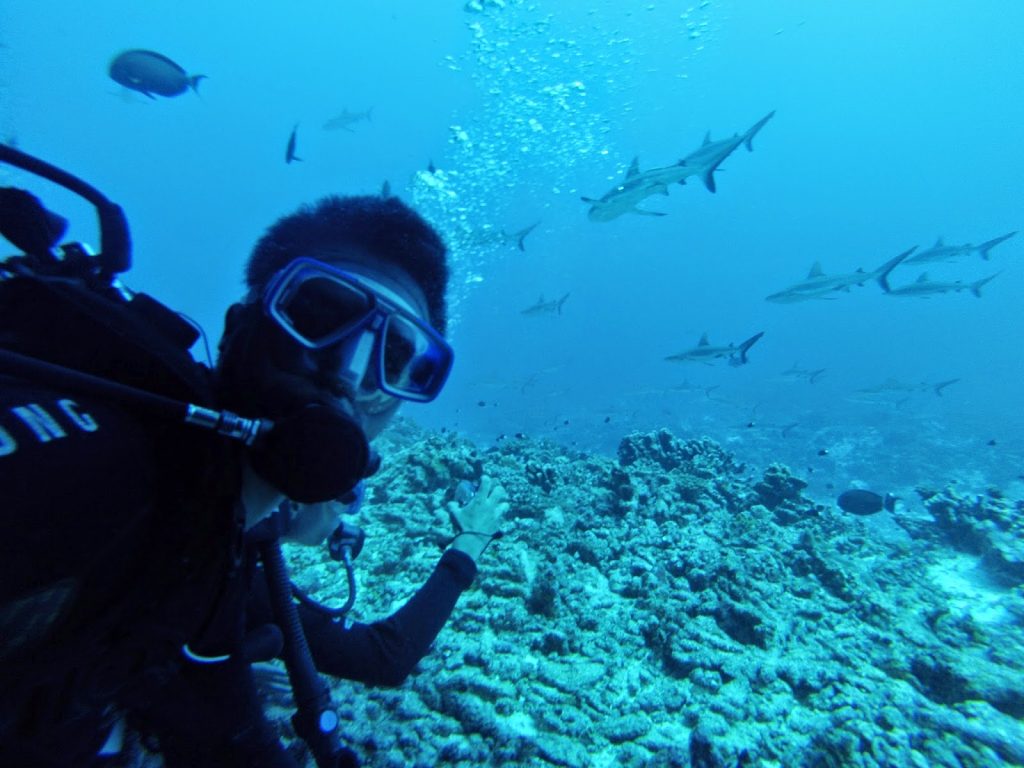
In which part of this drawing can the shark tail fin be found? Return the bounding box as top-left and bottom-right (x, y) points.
(971, 273), (1000, 297)
(736, 331), (765, 364)
(517, 221), (540, 252)
(933, 378), (959, 396)
(743, 110), (775, 151)
(977, 231), (1016, 260)
(556, 293), (570, 314)
(876, 246), (916, 292)
(701, 165), (718, 193)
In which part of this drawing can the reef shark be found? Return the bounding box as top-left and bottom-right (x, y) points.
(854, 378), (960, 398)
(880, 271), (1000, 298)
(765, 247), (915, 303)
(323, 106), (374, 132)
(460, 221), (540, 252)
(665, 331), (764, 366)
(580, 110), (775, 221)
(681, 110), (775, 193)
(780, 362), (826, 384)
(520, 293), (570, 316)
(581, 156), (690, 222)
(902, 231), (1016, 265)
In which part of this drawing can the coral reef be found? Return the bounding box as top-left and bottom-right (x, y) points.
(899, 486), (1024, 587)
(276, 422), (1024, 767)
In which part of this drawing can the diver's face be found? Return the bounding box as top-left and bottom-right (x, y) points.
(295, 247), (433, 441)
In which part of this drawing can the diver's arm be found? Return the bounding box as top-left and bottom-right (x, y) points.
(299, 549), (476, 686)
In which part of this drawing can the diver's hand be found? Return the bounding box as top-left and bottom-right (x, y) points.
(446, 475), (508, 561)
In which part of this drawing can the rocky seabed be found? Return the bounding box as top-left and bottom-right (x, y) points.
(271, 422), (1024, 767)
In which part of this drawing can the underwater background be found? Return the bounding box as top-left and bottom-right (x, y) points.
(3, 1), (1024, 765)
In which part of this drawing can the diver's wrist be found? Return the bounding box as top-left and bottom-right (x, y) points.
(446, 530), (503, 561)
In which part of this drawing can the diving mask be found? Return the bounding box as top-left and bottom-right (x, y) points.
(263, 257), (453, 403)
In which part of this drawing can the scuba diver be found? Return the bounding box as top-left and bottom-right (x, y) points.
(0, 145), (507, 767)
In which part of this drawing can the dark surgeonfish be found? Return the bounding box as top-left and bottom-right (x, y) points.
(837, 489), (896, 516)
(109, 49), (205, 99)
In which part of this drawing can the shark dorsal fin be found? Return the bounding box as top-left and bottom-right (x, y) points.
(702, 131), (711, 146)
(537, 295), (545, 302)
(933, 237), (944, 247)
(626, 157), (640, 179)
(916, 273), (929, 283)
(808, 262), (824, 278)
(698, 333), (709, 347)
(855, 267), (865, 273)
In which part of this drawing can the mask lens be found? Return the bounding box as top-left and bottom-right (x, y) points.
(381, 314), (450, 400)
(282, 275), (372, 347)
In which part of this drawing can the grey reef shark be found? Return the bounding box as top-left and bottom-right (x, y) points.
(665, 331), (764, 366)
(520, 293), (570, 316)
(765, 247), (915, 303)
(581, 111), (775, 222)
(460, 221), (540, 252)
(880, 271), (1000, 298)
(902, 231), (1016, 265)
(323, 106), (374, 132)
(780, 362), (826, 384)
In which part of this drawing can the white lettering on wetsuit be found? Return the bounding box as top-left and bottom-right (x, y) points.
(12, 404), (67, 442)
(58, 399), (99, 431)
(0, 400), (99, 457)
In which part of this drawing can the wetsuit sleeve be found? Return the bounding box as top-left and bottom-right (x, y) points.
(301, 549), (477, 686)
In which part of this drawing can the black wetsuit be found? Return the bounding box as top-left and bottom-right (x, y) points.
(0, 374), (476, 767)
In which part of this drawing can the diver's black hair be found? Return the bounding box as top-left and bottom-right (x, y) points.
(245, 195), (449, 333)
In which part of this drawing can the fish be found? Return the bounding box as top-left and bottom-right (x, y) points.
(681, 110), (775, 193)
(580, 111), (775, 221)
(837, 489), (896, 516)
(285, 124), (302, 164)
(765, 247), (915, 303)
(581, 156), (691, 221)
(780, 362), (826, 384)
(880, 271), (1000, 298)
(459, 221), (540, 252)
(108, 49), (205, 99)
(854, 378), (960, 398)
(520, 293), (570, 316)
(664, 331), (764, 366)
(322, 107), (374, 132)
(903, 232), (1016, 265)
(630, 381), (721, 399)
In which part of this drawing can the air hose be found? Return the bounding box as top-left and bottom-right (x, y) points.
(260, 539), (357, 768)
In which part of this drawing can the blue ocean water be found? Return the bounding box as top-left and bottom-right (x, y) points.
(8, 1), (1018, 502)
(0, 5), (1018, 489)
